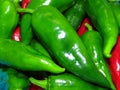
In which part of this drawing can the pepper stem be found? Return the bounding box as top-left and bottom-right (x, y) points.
(29, 77), (47, 89)
(85, 23), (93, 31)
(17, 8), (34, 13)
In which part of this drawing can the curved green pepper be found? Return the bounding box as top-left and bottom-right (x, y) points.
(0, 67), (30, 90)
(31, 5), (110, 87)
(29, 73), (107, 90)
(0, 39), (65, 73)
(30, 39), (51, 58)
(84, 0), (119, 58)
(20, 0), (77, 45)
(0, 0), (19, 39)
(109, 1), (120, 32)
(81, 23), (115, 90)
(64, 0), (86, 31)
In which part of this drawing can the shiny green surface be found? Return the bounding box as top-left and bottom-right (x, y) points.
(31, 5), (110, 87)
(81, 24), (115, 90)
(0, 39), (65, 73)
(27, 0), (77, 12)
(0, 0), (19, 39)
(29, 73), (107, 90)
(49, 73), (107, 90)
(84, 0), (119, 58)
(20, 0), (76, 44)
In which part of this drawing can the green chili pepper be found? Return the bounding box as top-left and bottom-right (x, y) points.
(29, 73), (107, 90)
(31, 5), (111, 88)
(20, 0), (77, 45)
(0, 67), (30, 90)
(0, 0), (19, 39)
(84, 0), (119, 58)
(109, 1), (120, 31)
(64, 0), (86, 31)
(30, 39), (51, 58)
(0, 38), (65, 73)
(81, 23), (115, 90)
(10, 0), (21, 8)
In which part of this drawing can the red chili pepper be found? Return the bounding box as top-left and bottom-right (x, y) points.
(108, 36), (120, 90)
(77, 17), (92, 36)
(21, 0), (31, 15)
(12, 26), (21, 41)
(29, 84), (44, 90)
(12, 0), (31, 41)
(21, 0), (31, 8)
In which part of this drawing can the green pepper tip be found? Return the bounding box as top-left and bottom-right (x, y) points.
(103, 51), (112, 58)
(29, 77), (47, 89)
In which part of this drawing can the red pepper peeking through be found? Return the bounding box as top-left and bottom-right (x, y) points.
(12, 26), (21, 41)
(12, 0), (43, 89)
(77, 17), (92, 36)
(29, 84), (44, 90)
(12, 0), (31, 41)
(108, 36), (120, 90)
(78, 17), (116, 90)
(21, 0), (31, 8)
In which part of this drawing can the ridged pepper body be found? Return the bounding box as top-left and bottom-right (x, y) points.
(0, 0), (19, 39)
(29, 73), (107, 90)
(84, 0), (119, 58)
(0, 39), (65, 73)
(0, 67), (30, 90)
(81, 23), (115, 90)
(31, 5), (110, 87)
(20, 0), (77, 44)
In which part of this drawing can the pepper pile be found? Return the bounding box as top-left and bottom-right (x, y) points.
(0, 0), (120, 90)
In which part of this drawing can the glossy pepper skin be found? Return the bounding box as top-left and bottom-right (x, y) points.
(31, 5), (111, 87)
(0, 67), (30, 90)
(64, 0), (86, 31)
(81, 23), (115, 90)
(20, 0), (77, 45)
(29, 73), (107, 90)
(12, 26), (21, 41)
(0, 38), (65, 73)
(0, 0), (19, 39)
(108, 36), (120, 90)
(84, 0), (119, 58)
(21, 0), (31, 8)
